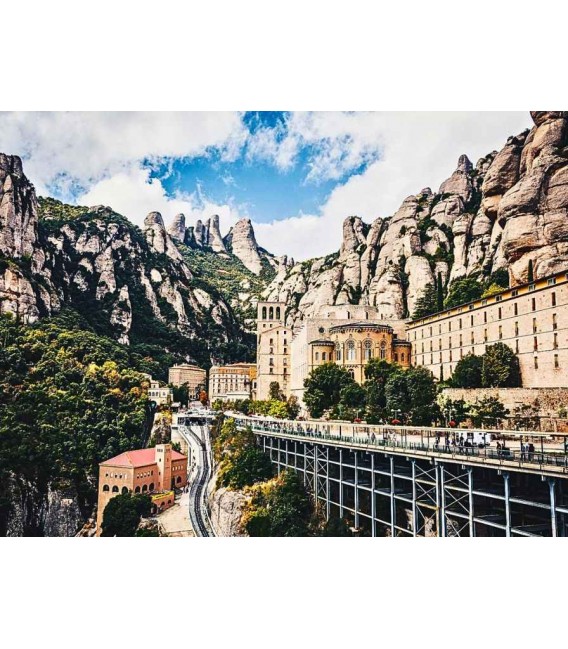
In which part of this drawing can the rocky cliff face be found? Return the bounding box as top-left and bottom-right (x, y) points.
(265, 111), (568, 325)
(0, 154), (249, 365)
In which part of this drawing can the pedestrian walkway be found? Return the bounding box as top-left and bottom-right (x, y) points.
(157, 491), (195, 537)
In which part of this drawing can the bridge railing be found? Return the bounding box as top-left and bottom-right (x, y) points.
(233, 417), (568, 472)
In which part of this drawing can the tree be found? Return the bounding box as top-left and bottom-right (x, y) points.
(364, 359), (398, 422)
(269, 381), (284, 401)
(241, 470), (312, 537)
(339, 382), (367, 410)
(436, 272), (444, 312)
(527, 259), (534, 283)
(303, 363), (356, 418)
(512, 403), (540, 431)
(450, 353), (483, 388)
(172, 382), (190, 406)
(444, 277), (483, 309)
(322, 517), (353, 537)
(481, 283), (505, 299)
(286, 395), (300, 420)
(412, 283), (438, 319)
(481, 343), (521, 387)
(218, 445), (274, 490)
(267, 400), (288, 419)
(468, 396), (509, 428)
(385, 367), (439, 425)
(101, 493), (152, 537)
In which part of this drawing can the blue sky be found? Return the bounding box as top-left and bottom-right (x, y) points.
(0, 111), (533, 259)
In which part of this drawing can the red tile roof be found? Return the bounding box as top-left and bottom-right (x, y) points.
(100, 448), (187, 468)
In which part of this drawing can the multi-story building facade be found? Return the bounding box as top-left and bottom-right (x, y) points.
(256, 301), (291, 400)
(407, 270), (568, 387)
(148, 380), (173, 406)
(289, 305), (410, 404)
(209, 363), (257, 401)
(168, 364), (207, 396)
(96, 444), (188, 535)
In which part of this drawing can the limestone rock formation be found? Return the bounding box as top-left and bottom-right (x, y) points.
(225, 218), (264, 274)
(167, 212), (186, 242)
(206, 214), (227, 254)
(265, 111), (568, 325)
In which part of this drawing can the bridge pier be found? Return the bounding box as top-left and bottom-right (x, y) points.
(389, 456), (395, 537)
(468, 468), (475, 537)
(503, 473), (511, 537)
(549, 479), (557, 537)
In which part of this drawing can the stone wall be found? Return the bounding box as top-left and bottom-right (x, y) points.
(442, 387), (568, 431)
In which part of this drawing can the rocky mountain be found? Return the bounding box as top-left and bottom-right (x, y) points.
(0, 154), (255, 371)
(166, 210), (277, 275)
(265, 111), (568, 325)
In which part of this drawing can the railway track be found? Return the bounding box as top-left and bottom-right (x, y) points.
(181, 425), (215, 537)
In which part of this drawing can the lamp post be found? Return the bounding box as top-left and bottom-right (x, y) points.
(391, 409), (402, 446)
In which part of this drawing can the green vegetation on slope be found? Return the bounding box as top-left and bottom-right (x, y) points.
(0, 311), (154, 536)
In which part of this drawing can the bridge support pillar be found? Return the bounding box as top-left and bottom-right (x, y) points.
(468, 467), (475, 537)
(339, 449), (344, 519)
(503, 473), (511, 537)
(326, 446), (330, 520)
(371, 453), (376, 538)
(354, 451), (360, 529)
(411, 460), (417, 538)
(549, 479), (557, 537)
(390, 456), (395, 537)
(439, 464), (447, 538)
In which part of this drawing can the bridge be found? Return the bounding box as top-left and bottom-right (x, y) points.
(232, 415), (568, 537)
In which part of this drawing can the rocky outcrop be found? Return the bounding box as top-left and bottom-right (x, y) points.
(265, 111), (568, 324)
(0, 155), (249, 363)
(167, 212), (186, 242)
(225, 218), (264, 274)
(208, 485), (247, 536)
(206, 214), (227, 254)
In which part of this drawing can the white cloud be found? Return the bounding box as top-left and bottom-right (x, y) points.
(79, 164), (245, 235)
(251, 112), (533, 259)
(0, 111), (247, 197)
(1, 110), (535, 262)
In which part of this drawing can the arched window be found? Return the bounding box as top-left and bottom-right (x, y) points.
(269, 306), (274, 320)
(276, 306), (281, 320)
(336, 343), (342, 361)
(315, 352), (319, 361)
(102, 485), (109, 492)
(121, 486), (128, 495)
(380, 340), (387, 360)
(262, 306), (267, 320)
(112, 486), (119, 493)
(347, 339), (356, 361)
(149, 483), (155, 491)
(142, 484), (148, 492)
(322, 352), (327, 361)
(176, 476), (182, 484)
(135, 486), (141, 493)
(364, 339), (373, 360)
(348, 369), (355, 379)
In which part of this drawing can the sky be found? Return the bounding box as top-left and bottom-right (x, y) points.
(0, 111), (533, 260)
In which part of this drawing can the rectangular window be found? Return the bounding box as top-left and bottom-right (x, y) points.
(512, 289), (519, 297)
(459, 334), (463, 347)
(534, 356), (538, 370)
(514, 303), (518, 316)
(449, 321), (452, 332)
(459, 319), (462, 329)
(470, 315), (474, 326)
(554, 333), (558, 349)
(553, 313), (557, 330)
(555, 354), (559, 368)
(470, 331), (474, 345)
(534, 337), (538, 352)
(429, 327), (432, 336)
(533, 317), (537, 334)
(498, 307), (502, 320)
(548, 277), (557, 286)
(515, 321), (519, 336)
(529, 283), (536, 292)
(439, 338), (442, 350)
(552, 292), (557, 307)
(532, 297), (536, 311)
(499, 325), (502, 340)
(449, 336), (452, 349)
(484, 329), (488, 343)
(515, 339), (519, 354)
(438, 324), (441, 335)
(484, 312), (487, 324)
(449, 350), (453, 362)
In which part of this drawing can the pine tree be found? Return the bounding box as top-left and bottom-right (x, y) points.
(412, 283), (438, 319)
(436, 272), (444, 312)
(527, 259), (534, 283)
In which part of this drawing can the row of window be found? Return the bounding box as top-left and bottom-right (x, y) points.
(416, 350), (561, 369)
(261, 306), (282, 320)
(414, 292), (559, 339)
(102, 476), (184, 495)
